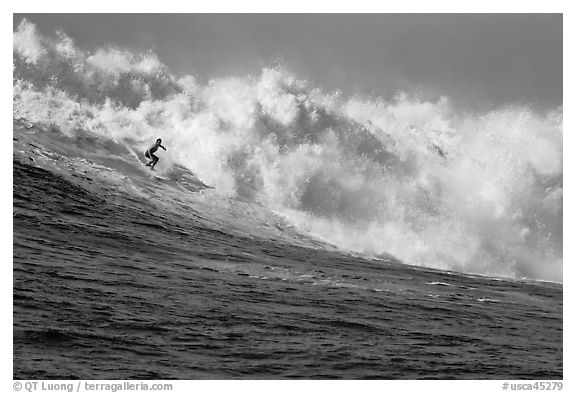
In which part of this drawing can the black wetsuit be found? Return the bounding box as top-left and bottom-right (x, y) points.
(145, 142), (165, 167)
(145, 150), (158, 166)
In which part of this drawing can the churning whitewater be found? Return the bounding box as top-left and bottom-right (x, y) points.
(12, 18), (563, 380)
(13, 18), (562, 282)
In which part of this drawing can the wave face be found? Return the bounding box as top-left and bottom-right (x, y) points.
(13, 19), (563, 282)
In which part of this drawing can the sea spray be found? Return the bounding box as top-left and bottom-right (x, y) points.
(13, 19), (563, 281)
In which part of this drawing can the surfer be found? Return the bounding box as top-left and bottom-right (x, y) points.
(145, 138), (167, 169)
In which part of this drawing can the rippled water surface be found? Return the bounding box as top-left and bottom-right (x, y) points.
(13, 123), (562, 379)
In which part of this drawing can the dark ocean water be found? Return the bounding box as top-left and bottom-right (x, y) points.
(13, 121), (562, 380)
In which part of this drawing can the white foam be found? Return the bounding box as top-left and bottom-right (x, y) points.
(12, 20), (563, 282)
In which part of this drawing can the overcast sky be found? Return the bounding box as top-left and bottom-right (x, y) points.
(14, 14), (562, 111)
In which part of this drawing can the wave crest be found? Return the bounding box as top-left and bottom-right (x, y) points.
(13, 19), (563, 281)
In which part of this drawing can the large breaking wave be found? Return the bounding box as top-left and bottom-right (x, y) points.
(13, 19), (563, 282)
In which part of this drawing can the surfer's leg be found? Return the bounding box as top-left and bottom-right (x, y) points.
(150, 153), (159, 169)
(145, 151), (152, 166)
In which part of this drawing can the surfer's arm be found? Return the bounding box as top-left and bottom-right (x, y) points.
(160, 144), (167, 151)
